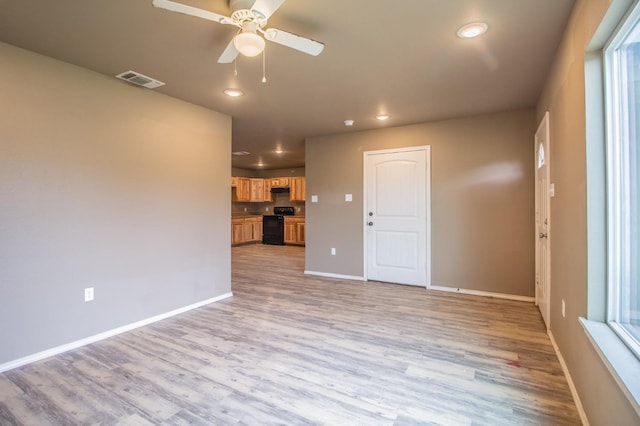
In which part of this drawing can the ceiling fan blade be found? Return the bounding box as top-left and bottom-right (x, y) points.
(152, 0), (233, 25)
(218, 39), (240, 63)
(264, 28), (324, 56)
(250, 0), (285, 19)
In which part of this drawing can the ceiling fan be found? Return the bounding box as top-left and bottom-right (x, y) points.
(152, 0), (325, 63)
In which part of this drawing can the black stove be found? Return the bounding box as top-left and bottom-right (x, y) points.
(273, 206), (295, 216)
(262, 207), (295, 245)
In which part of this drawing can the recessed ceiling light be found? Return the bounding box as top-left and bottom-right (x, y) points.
(376, 114), (390, 121)
(344, 119), (354, 126)
(457, 22), (488, 39)
(275, 149), (284, 154)
(223, 88), (244, 97)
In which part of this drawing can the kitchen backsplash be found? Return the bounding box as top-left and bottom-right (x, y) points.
(232, 192), (305, 216)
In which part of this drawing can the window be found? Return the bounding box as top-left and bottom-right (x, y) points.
(604, 1), (640, 360)
(537, 142), (545, 169)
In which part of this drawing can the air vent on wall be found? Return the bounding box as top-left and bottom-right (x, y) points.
(115, 70), (165, 89)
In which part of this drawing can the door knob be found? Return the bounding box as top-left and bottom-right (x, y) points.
(368, 221), (374, 226)
(539, 232), (548, 239)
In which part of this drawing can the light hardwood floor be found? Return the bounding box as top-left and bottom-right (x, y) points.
(0, 244), (580, 425)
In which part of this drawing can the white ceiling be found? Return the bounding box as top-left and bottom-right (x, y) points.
(0, 0), (575, 170)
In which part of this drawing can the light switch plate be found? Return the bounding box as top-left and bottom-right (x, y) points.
(84, 287), (94, 302)
(549, 183), (555, 197)
(345, 194), (353, 202)
(311, 195), (318, 203)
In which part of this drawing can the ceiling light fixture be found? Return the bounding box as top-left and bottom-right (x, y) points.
(224, 88), (244, 97)
(234, 22), (265, 57)
(376, 114), (390, 121)
(457, 22), (489, 39)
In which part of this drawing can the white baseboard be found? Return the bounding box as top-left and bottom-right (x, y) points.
(548, 330), (589, 426)
(304, 270), (365, 281)
(0, 292), (233, 374)
(429, 285), (535, 303)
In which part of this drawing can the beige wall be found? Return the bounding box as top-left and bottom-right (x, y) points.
(0, 42), (232, 365)
(536, 0), (639, 423)
(306, 109), (535, 297)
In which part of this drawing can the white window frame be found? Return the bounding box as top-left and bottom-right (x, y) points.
(604, 0), (640, 360)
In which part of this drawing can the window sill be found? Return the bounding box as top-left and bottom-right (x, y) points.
(580, 317), (640, 416)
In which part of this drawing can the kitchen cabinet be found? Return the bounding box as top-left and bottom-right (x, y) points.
(231, 176), (305, 202)
(296, 221), (305, 245)
(243, 216), (262, 242)
(289, 177), (305, 201)
(231, 218), (244, 244)
(232, 216), (262, 245)
(263, 178), (272, 202)
(284, 217), (305, 245)
(249, 178), (265, 202)
(270, 177), (290, 187)
(233, 177), (251, 201)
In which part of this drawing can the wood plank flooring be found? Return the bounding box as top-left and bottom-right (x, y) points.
(0, 244), (581, 425)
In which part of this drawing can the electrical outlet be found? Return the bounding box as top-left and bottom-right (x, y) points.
(562, 299), (566, 318)
(84, 287), (94, 302)
(331, 248), (336, 255)
(243, 207), (247, 212)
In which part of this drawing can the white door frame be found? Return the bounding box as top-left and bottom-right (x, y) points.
(535, 112), (551, 328)
(362, 146), (431, 288)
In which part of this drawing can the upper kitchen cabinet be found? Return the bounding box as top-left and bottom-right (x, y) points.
(290, 177), (305, 202)
(233, 177), (251, 201)
(270, 177), (290, 187)
(263, 179), (272, 202)
(249, 178), (265, 202)
(231, 175), (304, 202)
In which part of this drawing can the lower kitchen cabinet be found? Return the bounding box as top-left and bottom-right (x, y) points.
(231, 218), (244, 245)
(284, 217), (305, 245)
(232, 216), (262, 245)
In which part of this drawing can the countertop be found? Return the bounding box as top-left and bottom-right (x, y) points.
(231, 214), (305, 219)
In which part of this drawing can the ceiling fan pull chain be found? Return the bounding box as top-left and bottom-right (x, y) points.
(262, 47), (267, 83)
(234, 58), (238, 76)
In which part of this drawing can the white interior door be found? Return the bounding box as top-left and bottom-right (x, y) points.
(535, 112), (551, 328)
(364, 147), (430, 287)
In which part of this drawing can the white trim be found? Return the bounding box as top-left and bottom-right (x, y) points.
(0, 292), (233, 373)
(534, 111), (552, 329)
(548, 329), (590, 426)
(580, 317), (640, 418)
(429, 285), (535, 303)
(304, 270), (365, 281)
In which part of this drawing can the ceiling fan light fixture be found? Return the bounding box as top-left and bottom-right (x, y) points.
(457, 22), (489, 39)
(234, 31), (265, 57)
